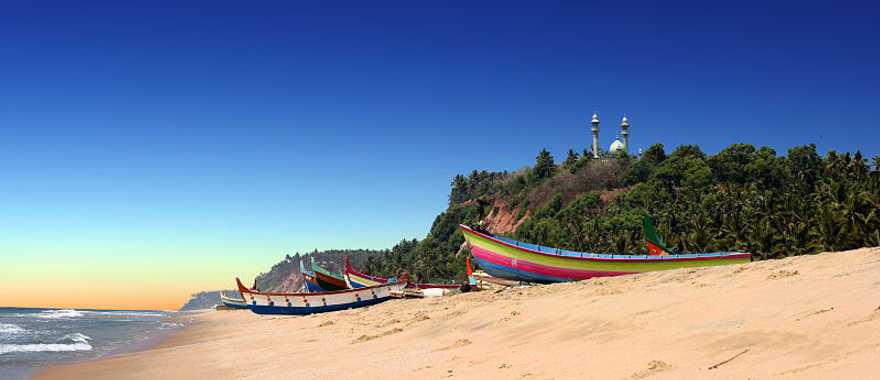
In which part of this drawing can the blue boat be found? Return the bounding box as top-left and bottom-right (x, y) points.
(235, 277), (406, 316)
(300, 259), (326, 292)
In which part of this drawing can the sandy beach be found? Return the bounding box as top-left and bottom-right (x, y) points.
(37, 247), (880, 379)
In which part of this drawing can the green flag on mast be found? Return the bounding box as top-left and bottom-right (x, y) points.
(643, 214), (673, 256)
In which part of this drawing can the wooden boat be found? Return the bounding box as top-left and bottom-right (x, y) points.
(311, 257), (349, 291)
(219, 291), (249, 309)
(343, 257), (386, 288)
(235, 277), (406, 315)
(343, 257), (462, 296)
(460, 217), (751, 283)
(300, 259), (325, 292)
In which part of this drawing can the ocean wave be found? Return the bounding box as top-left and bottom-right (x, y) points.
(0, 342), (93, 355)
(0, 333), (93, 355)
(34, 309), (85, 319)
(158, 322), (183, 330)
(60, 333), (92, 344)
(0, 323), (26, 335)
(88, 311), (168, 318)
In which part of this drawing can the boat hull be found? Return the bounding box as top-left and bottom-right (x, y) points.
(248, 296), (392, 315)
(461, 225), (751, 283)
(303, 273), (326, 292)
(344, 257), (386, 288)
(315, 270), (349, 291)
(236, 277), (405, 316)
(219, 292), (250, 309)
(346, 271), (385, 289)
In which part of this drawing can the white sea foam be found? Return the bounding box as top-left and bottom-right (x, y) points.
(158, 322), (183, 330)
(0, 333), (93, 355)
(61, 333), (92, 344)
(0, 342), (93, 354)
(35, 309), (85, 319)
(0, 323), (26, 335)
(88, 311), (168, 318)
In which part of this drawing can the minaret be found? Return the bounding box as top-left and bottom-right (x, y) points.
(620, 115), (630, 153)
(591, 112), (600, 158)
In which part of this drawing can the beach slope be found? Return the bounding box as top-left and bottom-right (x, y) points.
(37, 247), (880, 379)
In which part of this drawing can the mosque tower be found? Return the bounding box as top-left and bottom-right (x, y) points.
(620, 115), (630, 153)
(591, 112), (600, 158)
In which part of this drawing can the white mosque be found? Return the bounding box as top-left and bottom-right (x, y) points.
(589, 112), (630, 158)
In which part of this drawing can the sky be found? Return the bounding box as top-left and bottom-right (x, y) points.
(1, 1), (878, 310)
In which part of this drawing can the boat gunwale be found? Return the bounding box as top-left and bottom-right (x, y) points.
(460, 224), (751, 263)
(219, 291), (246, 303)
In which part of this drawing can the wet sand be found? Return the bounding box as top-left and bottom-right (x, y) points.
(37, 247), (880, 379)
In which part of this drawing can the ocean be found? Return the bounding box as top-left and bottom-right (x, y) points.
(0, 307), (187, 379)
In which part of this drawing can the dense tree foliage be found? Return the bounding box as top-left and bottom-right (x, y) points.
(259, 143), (879, 288)
(378, 142), (878, 281)
(515, 143), (880, 260)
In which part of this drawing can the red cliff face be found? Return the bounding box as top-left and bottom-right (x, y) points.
(482, 198), (529, 234)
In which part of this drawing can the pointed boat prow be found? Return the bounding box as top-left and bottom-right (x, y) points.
(236, 277), (250, 295)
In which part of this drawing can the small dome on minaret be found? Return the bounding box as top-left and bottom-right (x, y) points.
(591, 112), (600, 124)
(621, 115), (629, 127)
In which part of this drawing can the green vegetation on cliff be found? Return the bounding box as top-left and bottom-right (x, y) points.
(256, 143), (879, 289)
(365, 143), (879, 282)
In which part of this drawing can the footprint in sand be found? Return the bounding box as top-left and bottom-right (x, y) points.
(847, 306), (880, 327)
(501, 310), (521, 322)
(438, 338), (472, 351)
(351, 327), (404, 344)
(795, 307), (834, 321)
(767, 270), (799, 280)
(410, 312), (431, 324)
(630, 360), (672, 379)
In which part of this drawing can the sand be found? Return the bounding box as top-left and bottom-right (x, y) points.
(37, 247), (880, 379)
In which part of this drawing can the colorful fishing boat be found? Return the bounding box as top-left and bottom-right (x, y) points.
(343, 257), (462, 296)
(219, 291), (250, 309)
(235, 277), (406, 315)
(460, 216), (751, 283)
(300, 259), (325, 292)
(311, 257), (349, 291)
(343, 257), (386, 288)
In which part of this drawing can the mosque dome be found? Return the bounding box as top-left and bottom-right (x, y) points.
(609, 138), (625, 153)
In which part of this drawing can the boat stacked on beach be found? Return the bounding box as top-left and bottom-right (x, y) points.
(225, 257), (462, 316)
(343, 257), (463, 297)
(226, 215), (750, 315)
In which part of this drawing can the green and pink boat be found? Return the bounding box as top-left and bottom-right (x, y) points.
(460, 217), (751, 284)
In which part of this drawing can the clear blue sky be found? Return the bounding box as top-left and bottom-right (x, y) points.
(1, 1), (878, 307)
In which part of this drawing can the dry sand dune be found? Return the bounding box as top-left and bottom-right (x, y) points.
(38, 247), (880, 379)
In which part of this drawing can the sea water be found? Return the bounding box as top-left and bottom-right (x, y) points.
(0, 307), (187, 379)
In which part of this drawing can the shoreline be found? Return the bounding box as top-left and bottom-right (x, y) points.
(29, 311), (203, 380)
(36, 247), (880, 379)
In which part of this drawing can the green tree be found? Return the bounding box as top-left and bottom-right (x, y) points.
(532, 149), (557, 182)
